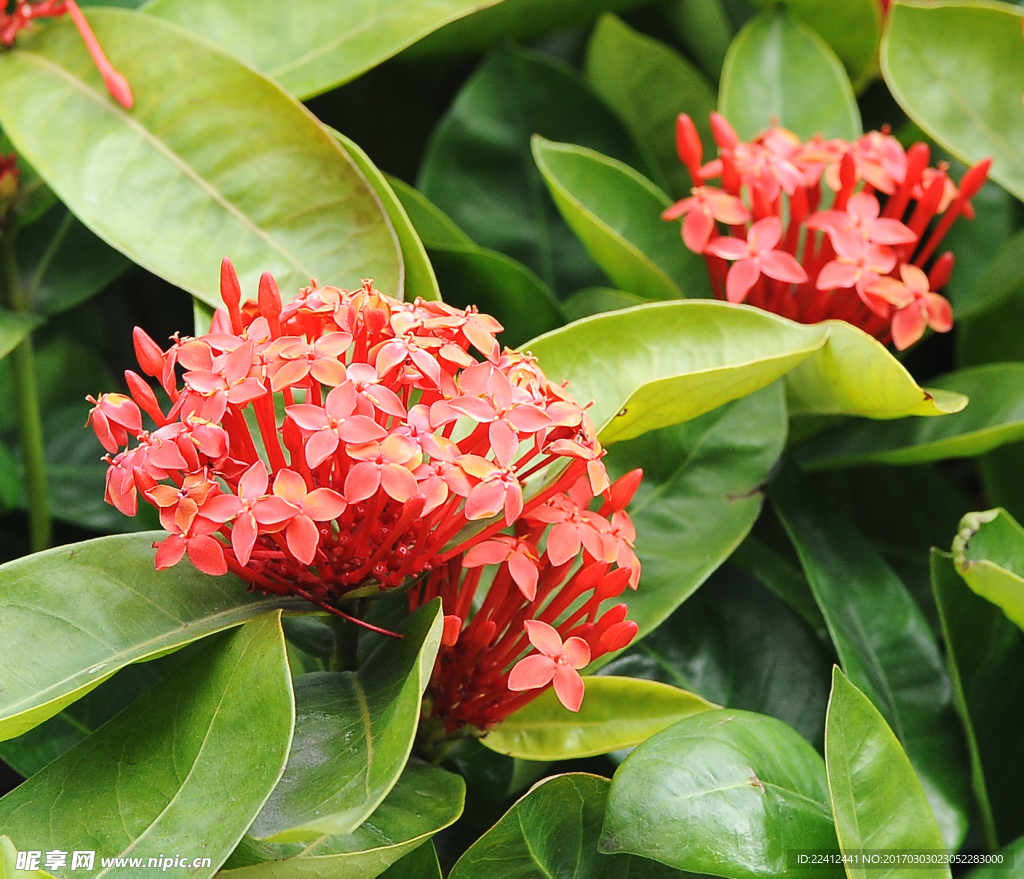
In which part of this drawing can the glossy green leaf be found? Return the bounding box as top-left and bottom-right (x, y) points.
(798, 364), (1024, 469)
(533, 137), (709, 301)
(882, 1), (1024, 202)
(524, 300), (825, 443)
(0, 10), (398, 308)
(826, 668), (951, 879)
(0, 312), (40, 361)
(752, 0), (881, 91)
(931, 551), (1024, 847)
(15, 205), (130, 316)
(731, 534), (825, 633)
(719, 8), (861, 142)
(561, 287), (645, 321)
(221, 760), (465, 879)
(784, 320), (966, 418)
(249, 601), (443, 842)
(418, 44), (647, 296)
(452, 773), (683, 879)
(663, 0), (732, 81)
(483, 676), (714, 761)
(143, 0), (502, 100)
(968, 835), (1024, 878)
(331, 130), (439, 303)
(443, 738), (550, 805)
(585, 15), (717, 196)
(0, 835), (56, 879)
(953, 508), (1024, 633)
(601, 382), (788, 645)
(600, 564), (832, 747)
(378, 843), (442, 879)
(602, 710), (838, 877)
(773, 470), (970, 848)
(0, 533), (305, 742)
(388, 177), (473, 249)
(0, 614), (295, 879)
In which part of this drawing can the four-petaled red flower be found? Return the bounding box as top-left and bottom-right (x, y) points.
(508, 620), (591, 712)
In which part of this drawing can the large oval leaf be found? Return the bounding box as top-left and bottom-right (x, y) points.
(601, 709), (839, 878)
(0, 533), (305, 741)
(719, 8), (861, 142)
(584, 14), (717, 197)
(953, 508), (1024, 633)
(221, 760), (465, 879)
(250, 601), (443, 842)
(881, 1), (1024, 203)
(532, 137), (709, 301)
(797, 364), (1024, 469)
(524, 300), (826, 443)
(931, 551), (1024, 847)
(483, 677), (714, 761)
(0, 9), (399, 308)
(0, 614), (294, 879)
(826, 668), (951, 879)
(784, 320), (966, 418)
(142, 0), (503, 101)
(450, 773), (680, 879)
(772, 469), (970, 848)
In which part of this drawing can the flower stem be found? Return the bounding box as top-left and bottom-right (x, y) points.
(0, 228), (50, 552)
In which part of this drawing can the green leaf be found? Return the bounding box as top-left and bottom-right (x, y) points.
(249, 601), (443, 842)
(600, 564), (832, 747)
(602, 710), (838, 877)
(953, 508), (1024, 634)
(967, 835), (1024, 878)
(331, 130), (439, 303)
(719, 8), (861, 142)
(524, 300), (826, 443)
(15, 205), (130, 316)
(532, 137), (710, 301)
(931, 551), (1024, 847)
(825, 668), (951, 879)
(142, 0), (502, 101)
(0, 9), (399, 309)
(585, 15), (717, 196)
(0, 533), (305, 742)
(443, 738), (550, 804)
(483, 677), (714, 761)
(751, 0), (882, 91)
(730, 534), (825, 633)
(881, 1), (1024, 203)
(663, 0), (733, 81)
(387, 177), (473, 249)
(0, 614), (295, 879)
(451, 773), (682, 879)
(784, 320), (967, 418)
(772, 470), (970, 849)
(0, 312), (40, 361)
(378, 843), (442, 879)
(417, 44), (648, 297)
(601, 382), (788, 645)
(0, 129), (57, 228)
(561, 287), (645, 321)
(221, 760), (465, 879)
(797, 364), (1024, 469)
(0, 836), (56, 879)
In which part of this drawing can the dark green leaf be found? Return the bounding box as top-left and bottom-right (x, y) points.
(532, 137), (710, 300)
(730, 534), (825, 633)
(882, 1), (1024, 202)
(0, 312), (40, 361)
(932, 551), (1024, 847)
(0, 533), (305, 741)
(600, 564), (832, 747)
(953, 508), (1024, 633)
(0, 614), (295, 879)
(602, 710), (838, 878)
(663, 0), (733, 81)
(451, 773), (685, 879)
(772, 470), (970, 848)
(719, 8), (861, 141)
(387, 176), (473, 249)
(378, 843), (442, 879)
(143, 0), (503, 100)
(797, 364), (1024, 469)
(967, 834), (1024, 878)
(561, 287), (645, 321)
(0, 129), (56, 228)
(0, 10), (398, 308)
(483, 677), (714, 761)
(250, 601), (443, 842)
(585, 15), (717, 196)
(221, 760), (465, 879)
(826, 668), (951, 879)
(443, 738), (550, 804)
(417, 44), (647, 297)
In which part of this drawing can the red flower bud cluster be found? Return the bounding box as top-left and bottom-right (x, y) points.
(667, 112), (990, 349)
(89, 260), (641, 717)
(0, 153), (19, 219)
(1, 1), (132, 109)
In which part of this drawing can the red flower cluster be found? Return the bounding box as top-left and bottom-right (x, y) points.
(665, 112), (990, 349)
(1, 0), (132, 109)
(89, 260), (641, 720)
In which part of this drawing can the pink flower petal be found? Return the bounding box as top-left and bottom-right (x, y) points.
(552, 664), (586, 712)
(682, 208), (715, 253)
(725, 258), (761, 303)
(746, 216), (782, 252)
(524, 619), (564, 656)
(303, 488), (347, 521)
(187, 535), (228, 576)
(287, 404), (330, 432)
(345, 462), (382, 503)
(891, 303), (927, 351)
(238, 460), (269, 500)
(273, 469), (308, 505)
(760, 250), (808, 285)
(507, 654), (556, 691)
(562, 636), (592, 669)
(286, 514), (320, 565)
(231, 513), (258, 567)
(154, 534), (186, 570)
(508, 551), (539, 601)
(305, 429), (341, 469)
(924, 293), (954, 333)
(815, 261), (859, 291)
(705, 235), (749, 261)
